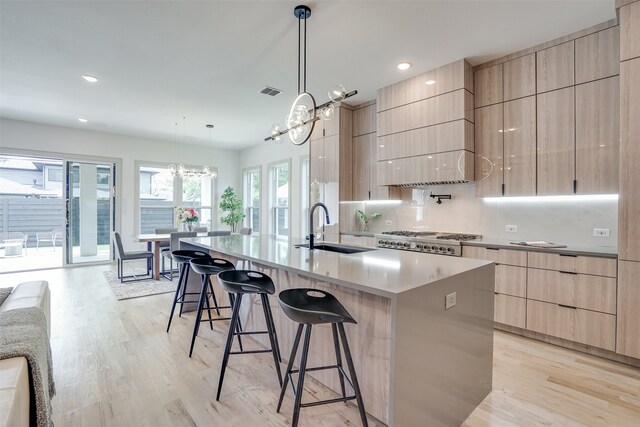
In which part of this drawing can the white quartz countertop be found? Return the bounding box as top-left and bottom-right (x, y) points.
(181, 235), (492, 298)
(462, 238), (618, 258)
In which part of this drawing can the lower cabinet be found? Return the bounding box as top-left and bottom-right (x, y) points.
(526, 300), (616, 351)
(463, 245), (619, 353)
(495, 294), (526, 329)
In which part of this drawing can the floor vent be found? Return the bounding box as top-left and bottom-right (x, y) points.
(259, 86), (283, 96)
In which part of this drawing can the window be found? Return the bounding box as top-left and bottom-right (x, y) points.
(182, 175), (214, 230)
(270, 162), (289, 237)
(139, 166), (175, 233)
(243, 168), (260, 233)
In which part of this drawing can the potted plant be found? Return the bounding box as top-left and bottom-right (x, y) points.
(356, 209), (381, 232)
(219, 186), (245, 233)
(176, 206), (199, 231)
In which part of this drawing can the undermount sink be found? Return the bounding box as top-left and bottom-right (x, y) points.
(295, 243), (376, 254)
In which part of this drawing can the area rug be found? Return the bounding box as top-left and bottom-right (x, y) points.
(103, 268), (176, 301)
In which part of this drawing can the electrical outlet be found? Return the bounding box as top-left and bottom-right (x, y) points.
(593, 228), (610, 237)
(445, 292), (456, 310)
(385, 220), (392, 226)
(506, 225), (518, 233)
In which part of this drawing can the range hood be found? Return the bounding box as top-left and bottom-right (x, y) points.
(375, 59), (475, 187)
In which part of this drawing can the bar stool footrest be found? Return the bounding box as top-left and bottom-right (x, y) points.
(300, 396), (357, 408)
(229, 349), (275, 355)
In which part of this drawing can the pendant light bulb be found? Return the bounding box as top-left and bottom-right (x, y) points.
(328, 84), (346, 102)
(320, 104), (335, 120)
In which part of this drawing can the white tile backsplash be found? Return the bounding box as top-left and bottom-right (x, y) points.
(345, 183), (618, 247)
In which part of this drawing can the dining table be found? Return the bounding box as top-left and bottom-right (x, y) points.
(134, 232), (208, 280)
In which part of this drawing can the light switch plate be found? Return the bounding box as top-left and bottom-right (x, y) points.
(506, 225), (517, 232)
(593, 228), (610, 237)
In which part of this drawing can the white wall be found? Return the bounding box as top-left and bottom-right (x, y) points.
(0, 118), (240, 249)
(343, 183), (618, 247)
(239, 140), (308, 238)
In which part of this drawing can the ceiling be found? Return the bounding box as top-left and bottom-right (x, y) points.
(0, 0), (615, 150)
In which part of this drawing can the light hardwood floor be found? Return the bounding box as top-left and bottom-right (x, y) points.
(2, 265), (640, 427)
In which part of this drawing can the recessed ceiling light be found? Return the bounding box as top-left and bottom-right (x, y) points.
(78, 118), (88, 123)
(81, 75), (98, 83)
(397, 62), (411, 71)
(425, 80), (436, 85)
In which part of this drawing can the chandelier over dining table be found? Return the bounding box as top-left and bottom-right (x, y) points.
(168, 122), (218, 180)
(264, 4), (358, 146)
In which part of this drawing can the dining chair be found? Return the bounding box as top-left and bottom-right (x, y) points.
(208, 231), (231, 237)
(156, 227), (178, 276)
(112, 231), (153, 283)
(239, 227), (252, 235)
(162, 231), (197, 280)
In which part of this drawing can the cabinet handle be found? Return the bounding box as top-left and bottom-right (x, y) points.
(558, 270), (578, 275)
(558, 304), (577, 309)
(559, 254), (577, 258)
(486, 247), (500, 251)
(573, 179), (577, 194)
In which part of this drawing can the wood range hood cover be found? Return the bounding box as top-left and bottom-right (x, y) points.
(375, 59), (475, 187)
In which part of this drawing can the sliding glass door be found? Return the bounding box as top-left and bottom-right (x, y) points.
(66, 161), (114, 264)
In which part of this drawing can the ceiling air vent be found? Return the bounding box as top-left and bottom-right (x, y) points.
(259, 86), (283, 97)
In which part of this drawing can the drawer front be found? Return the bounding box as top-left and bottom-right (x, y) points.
(527, 252), (617, 277)
(463, 246), (527, 267)
(495, 294), (526, 329)
(527, 268), (617, 314)
(526, 300), (616, 350)
(496, 265), (527, 297)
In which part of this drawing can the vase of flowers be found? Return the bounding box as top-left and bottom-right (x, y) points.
(176, 206), (199, 231)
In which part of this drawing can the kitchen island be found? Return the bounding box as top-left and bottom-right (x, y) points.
(181, 235), (494, 427)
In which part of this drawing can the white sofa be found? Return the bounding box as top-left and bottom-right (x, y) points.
(0, 281), (50, 427)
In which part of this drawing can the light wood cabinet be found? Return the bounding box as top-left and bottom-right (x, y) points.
(536, 41), (575, 92)
(575, 76), (620, 194)
(575, 26), (619, 84)
(504, 96), (536, 196)
(474, 63), (503, 107)
(309, 106), (352, 242)
(475, 104), (503, 197)
(494, 294), (526, 328)
(619, 58), (640, 262)
(527, 251), (617, 277)
(352, 102), (399, 201)
(617, 260), (640, 358)
(526, 300), (616, 351)
(620, 1), (640, 61)
(527, 268), (617, 314)
(496, 265), (527, 297)
(463, 246), (527, 267)
(537, 87), (575, 195)
(503, 54), (536, 101)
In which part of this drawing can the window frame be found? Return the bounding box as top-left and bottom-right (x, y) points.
(268, 159), (291, 238)
(242, 165), (262, 235)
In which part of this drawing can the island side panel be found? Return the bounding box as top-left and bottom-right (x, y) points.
(211, 251), (393, 424)
(391, 263), (494, 427)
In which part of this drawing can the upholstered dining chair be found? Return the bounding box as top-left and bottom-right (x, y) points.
(239, 227), (252, 235)
(208, 231), (231, 237)
(112, 231), (153, 283)
(156, 227), (178, 276)
(161, 231), (197, 280)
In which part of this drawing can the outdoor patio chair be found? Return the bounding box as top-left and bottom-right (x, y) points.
(36, 228), (63, 251)
(112, 231), (153, 283)
(4, 232), (28, 255)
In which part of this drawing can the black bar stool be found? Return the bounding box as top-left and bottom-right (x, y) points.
(276, 288), (368, 427)
(188, 257), (237, 357)
(215, 270), (282, 400)
(166, 249), (210, 333)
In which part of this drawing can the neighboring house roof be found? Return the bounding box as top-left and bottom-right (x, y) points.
(0, 176), (61, 197)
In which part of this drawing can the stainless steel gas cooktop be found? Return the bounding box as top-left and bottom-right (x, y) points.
(375, 230), (482, 256)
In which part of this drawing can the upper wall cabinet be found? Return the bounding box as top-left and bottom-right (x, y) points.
(537, 41), (574, 92)
(575, 76), (619, 194)
(537, 87), (575, 195)
(620, 1), (640, 61)
(475, 63), (503, 107)
(503, 54), (536, 101)
(504, 96), (536, 196)
(475, 103), (503, 197)
(575, 26), (619, 84)
(352, 102), (399, 201)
